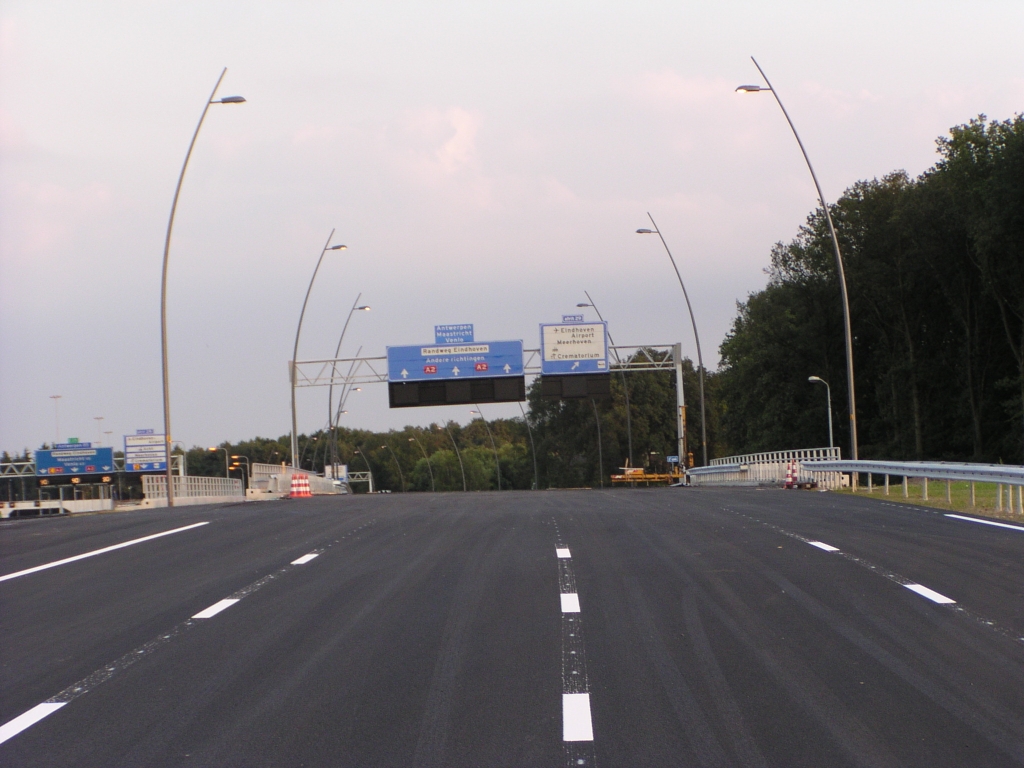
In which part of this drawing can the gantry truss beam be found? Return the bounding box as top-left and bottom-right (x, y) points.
(291, 344), (681, 389)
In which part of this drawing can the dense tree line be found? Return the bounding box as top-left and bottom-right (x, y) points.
(715, 115), (1023, 463)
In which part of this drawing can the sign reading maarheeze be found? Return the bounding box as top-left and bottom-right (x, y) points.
(540, 322), (608, 374)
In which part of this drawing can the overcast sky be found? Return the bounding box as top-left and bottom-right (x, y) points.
(2, 1), (1022, 455)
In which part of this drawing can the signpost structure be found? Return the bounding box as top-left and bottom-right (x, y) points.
(124, 430), (168, 472)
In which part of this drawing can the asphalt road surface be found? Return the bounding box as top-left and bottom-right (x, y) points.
(2, 488), (1023, 767)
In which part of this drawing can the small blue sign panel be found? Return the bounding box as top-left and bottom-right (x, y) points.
(388, 340), (524, 382)
(540, 322), (609, 375)
(666, 455), (680, 464)
(36, 447), (114, 476)
(434, 324), (474, 345)
(562, 314), (584, 323)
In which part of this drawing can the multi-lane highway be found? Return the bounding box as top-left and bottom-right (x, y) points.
(2, 488), (1023, 766)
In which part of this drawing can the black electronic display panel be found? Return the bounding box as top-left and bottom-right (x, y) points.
(539, 373), (611, 401)
(388, 376), (526, 408)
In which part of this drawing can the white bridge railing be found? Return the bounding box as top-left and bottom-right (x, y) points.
(143, 475), (243, 504)
(688, 448), (842, 488)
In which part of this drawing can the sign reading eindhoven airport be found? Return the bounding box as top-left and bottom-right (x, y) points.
(540, 321), (608, 375)
(35, 444), (114, 476)
(387, 340), (525, 382)
(124, 430), (167, 472)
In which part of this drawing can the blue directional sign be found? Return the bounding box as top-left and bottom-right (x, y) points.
(124, 433), (167, 472)
(388, 340), (524, 382)
(36, 446), (114, 476)
(540, 322), (609, 375)
(435, 324), (474, 345)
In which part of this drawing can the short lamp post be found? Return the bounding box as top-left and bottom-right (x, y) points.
(471, 408), (501, 491)
(438, 424), (467, 492)
(209, 446), (229, 478)
(808, 376), (834, 450)
(409, 436), (435, 492)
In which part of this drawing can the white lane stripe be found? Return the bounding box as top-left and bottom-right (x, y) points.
(192, 598), (239, 619)
(0, 703), (66, 745)
(904, 583), (956, 604)
(556, 548), (571, 558)
(0, 522), (210, 583)
(291, 553), (319, 565)
(807, 541), (839, 552)
(945, 514), (1024, 532)
(560, 593), (581, 613)
(562, 693), (594, 741)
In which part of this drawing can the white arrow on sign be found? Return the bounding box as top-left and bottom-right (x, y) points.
(571, 361), (580, 370)
(401, 369), (409, 379)
(503, 363), (511, 373)
(452, 366), (460, 376)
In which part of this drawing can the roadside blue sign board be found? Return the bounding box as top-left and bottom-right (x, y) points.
(387, 340), (524, 382)
(667, 455), (680, 464)
(36, 446), (114, 476)
(434, 324), (474, 345)
(540, 322), (609, 375)
(124, 433), (167, 472)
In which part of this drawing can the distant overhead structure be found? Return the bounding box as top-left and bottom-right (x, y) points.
(539, 320), (611, 400)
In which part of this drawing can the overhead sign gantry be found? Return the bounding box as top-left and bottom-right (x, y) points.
(539, 319), (611, 400)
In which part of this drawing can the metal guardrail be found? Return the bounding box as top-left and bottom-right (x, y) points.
(799, 459), (1024, 485)
(690, 448), (842, 488)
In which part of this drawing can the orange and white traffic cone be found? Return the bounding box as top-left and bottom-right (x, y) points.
(290, 473), (312, 498)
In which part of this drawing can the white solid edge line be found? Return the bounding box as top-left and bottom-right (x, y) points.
(556, 548), (571, 558)
(291, 553), (319, 565)
(945, 514), (1024, 532)
(807, 541), (840, 552)
(192, 598), (240, 619)
(904, 583), (956, 604)
(562, 693), (594, 741)
(561, 593), (581, 613)
(0, 702), (66, 745)
(0, 522), (210, 583)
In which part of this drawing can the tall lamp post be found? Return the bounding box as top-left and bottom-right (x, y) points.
(208, 446), (229, 478)
(381, 443), (406, 492)
(409, 436), (435, 492)
(808, 376), (834, 450)
(94, 417), (104, 446)
(517, 402), (539, 491)
(577, 291), (633, 468)
(737, 57), (858, 460)
(161, 68), (245, 506)
(327, 295), (370, 471)
(471, 408), (501, 491)
(636, 215), (708, 466)
(290, 230), (347, 469)
(438, 424), (467, 491)
(49, 395), (62, 445)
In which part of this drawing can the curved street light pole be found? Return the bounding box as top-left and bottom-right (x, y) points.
(578, 292), (633, 468)
(439, 423), (467, 491)
(290, 230), (347, 468)
(161, 68), (245, 506)
(409, 435), (435, 492)
(381, 442), (405, 492)
(636, 214), (708, 466)
(737, 56), (858, 460)
(517, 401), (539, 490)
(808, 376), (835, 450)
(591, 398), (604, 488)
(471, 408), (501, 491)
(328, 296), (370, 472)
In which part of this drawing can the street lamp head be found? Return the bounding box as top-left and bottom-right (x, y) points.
(808, 375), (824, 383)
(208, 447), (217, 452)
(355, 305), (370, 311)
(470, 410), (480, 415)
(328, 244), (348, 251)
(636, 228), (655, 234)
(576, 303), (592, 308)
(217, 95), (247, 103)
(735, 85), (769, 93)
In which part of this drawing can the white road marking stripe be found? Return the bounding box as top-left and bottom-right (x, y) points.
(945, 514), (1024, 532)
(291, 553), (319, 565)
(556, 547), (571, 558)
(561, 593), (581, 613)
(562, 693), (594, 741)
(0, 522), (210, 583)
(192, 598), (239, 619)
(904, 583), (956, 604)
(0, 703), (66, 745)
(807, 541), (839, 552)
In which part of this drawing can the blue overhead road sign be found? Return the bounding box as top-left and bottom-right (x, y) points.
(36, 446), (114, 475)
(387, 340), (524, 382)
(540, 322), (609, 375)
(435, 324), (474, 344)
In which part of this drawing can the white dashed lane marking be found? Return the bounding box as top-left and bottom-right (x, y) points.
(291, 553), (319, 565)
(560, 593), (581, 613)
(0, 703), (66, 746)
(192, 598), (240, 619)
(0, 522), (210, 583)
(556, 548), (571, 558)
(945, 514), (1024, 532)
(904, 583), (956, 604)
(807, 541), (840, 552)
(562, 693), (595, 742)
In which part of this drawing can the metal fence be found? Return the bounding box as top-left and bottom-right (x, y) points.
(143, 475), (243, 499)
(689, 447), (842, 487)
(800, 459), (1024, 512)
